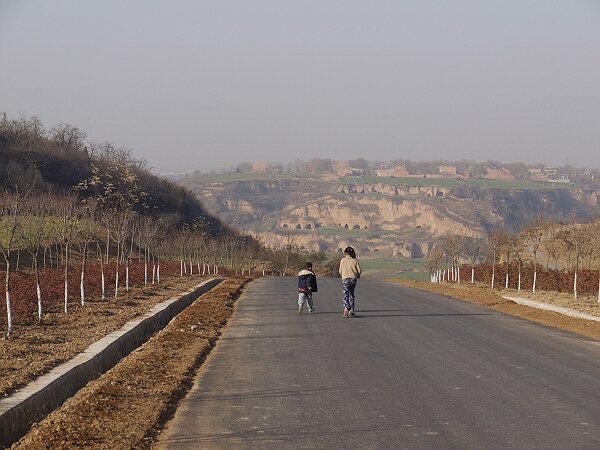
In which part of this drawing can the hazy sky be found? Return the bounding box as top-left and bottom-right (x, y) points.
(1, 1), (600, 171)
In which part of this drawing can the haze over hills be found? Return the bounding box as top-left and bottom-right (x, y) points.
(179, 159), (600, 262)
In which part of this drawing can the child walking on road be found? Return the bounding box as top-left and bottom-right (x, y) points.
(339, 246), (362, 318)
(298, 262), (318, 314)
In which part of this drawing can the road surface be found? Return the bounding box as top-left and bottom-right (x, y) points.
(156, 277), (600, 449)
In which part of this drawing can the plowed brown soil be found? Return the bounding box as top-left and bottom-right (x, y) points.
(12, 277), (249, 449)
(0, 275), (213, 399)
(394, 280), (600, 341)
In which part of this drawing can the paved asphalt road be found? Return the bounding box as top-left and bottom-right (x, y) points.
(156, 277), (600, 449)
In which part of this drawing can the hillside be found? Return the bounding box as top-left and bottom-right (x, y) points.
(181, 173), (600, 257)
(0, 114), (225, 234)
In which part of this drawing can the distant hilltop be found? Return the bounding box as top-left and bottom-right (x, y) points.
(191, 158), (598, 189)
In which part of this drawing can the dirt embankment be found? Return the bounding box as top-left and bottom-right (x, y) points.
(12, 277), (249, 449)
(394, 280), (600, 341)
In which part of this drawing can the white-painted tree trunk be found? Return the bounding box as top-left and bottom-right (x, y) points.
(533, 271), (537, 293)
(505, 273), (509, 290)
(115, 271), (119, 299)
(152, 264), (156, 285)
(126, 265), (130, 291)
(80, 271), (85, 306)
(202, 264), (206, 275)
(574, 272), (578, 299)
(101, 269), (105, 300)
(491, 273), (495, 289)
(37, 284), (42, 321)
(471, 268), (475, 283)
(6, 290), (13, 337)
(157, 263), (160, 284)
(64, 278), (68, 313)
(518, 273), (521, 292)
(189, 260), (193, 275)
(197, 262), (201, 274)
(457, 266), (461, 284)
(144, 262), (148, 286)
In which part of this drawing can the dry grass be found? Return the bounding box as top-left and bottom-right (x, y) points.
(13, 277), (250, 449)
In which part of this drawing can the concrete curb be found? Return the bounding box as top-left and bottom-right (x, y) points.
(503, 296), (600, 323)
(0, 278), (222, 448)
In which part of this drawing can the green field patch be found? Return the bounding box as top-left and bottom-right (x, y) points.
(188, 172), (317, 183)
(360, 257), (425, 271)
(339, 176), (568, 191)
(1, 216), (100, 248)
(388, 271), (430, 282)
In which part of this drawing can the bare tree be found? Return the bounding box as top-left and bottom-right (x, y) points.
(444, 233), (465, 283)
(560, 223), (591, 299)
(0, 182), (31, 337)
(78, 199), (99, 306)
(464, 237), (482, 283)
(125, 214), (139, 291)
(426, 246), (444, 282)
(20, 194), (53, 321)
(139, 216), (160, 286)
(486, 231), (502, 289)
(498, 231), (515, 290)
(523, 218), (546, 293)
(56, 193), (81, 313)
(111, 209), (134, 299)
(50, 123), (87, 155)
(513, 237), (526, 292)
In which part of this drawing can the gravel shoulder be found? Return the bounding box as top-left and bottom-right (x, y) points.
(12, 276), (249, 449)
(392, 279), (600, 341)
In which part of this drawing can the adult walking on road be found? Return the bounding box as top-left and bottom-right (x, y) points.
(339, 246), (361, 318)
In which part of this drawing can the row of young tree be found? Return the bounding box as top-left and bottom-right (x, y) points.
(427, 218), (600, 302)
(0, 176), (262, 338)
(1, 113), (272, 338)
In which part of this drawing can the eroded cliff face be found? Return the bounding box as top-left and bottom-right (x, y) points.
(184, 179), (600, 257)
(281, 196), (486, 238)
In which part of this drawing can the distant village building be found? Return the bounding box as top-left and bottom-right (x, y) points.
(548, 174), (571, 184)
(376, 168), (395, 177)
(483, 167), (515, 181)
(333, 161), (353, 177)
(393, 165), (410, 177)
(376, 165), (409, 177)
(528, 168), (548, 182)
(439, 165), (457, 177)
(251, 161), (268, 173)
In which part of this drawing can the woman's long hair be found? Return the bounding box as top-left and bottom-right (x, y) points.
(344, 246), (356, 258)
